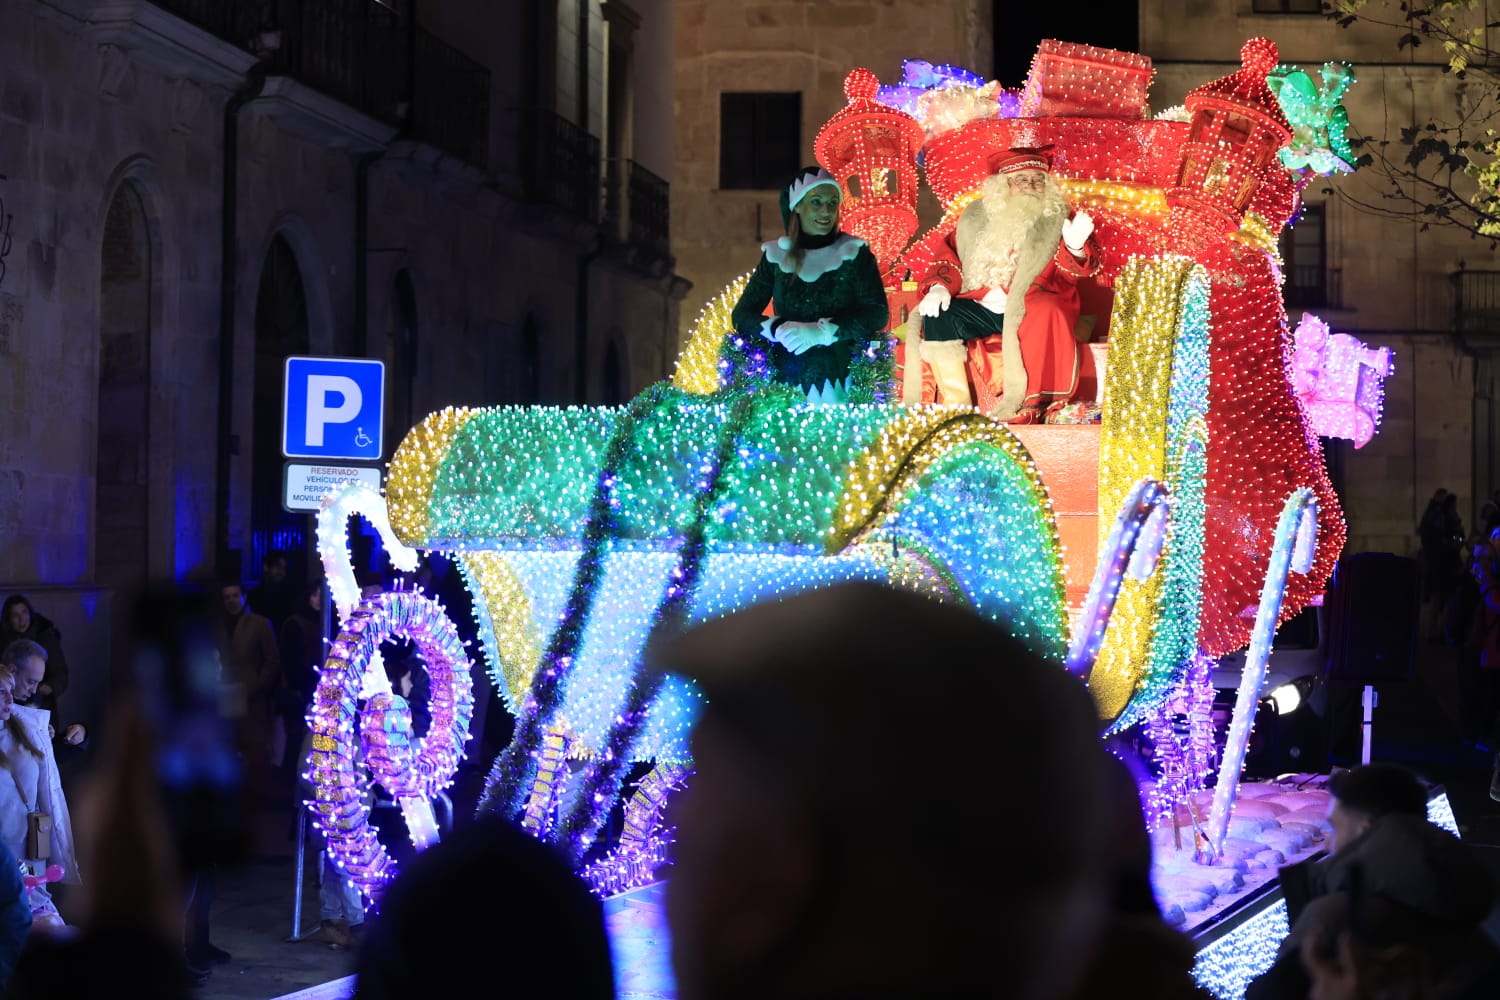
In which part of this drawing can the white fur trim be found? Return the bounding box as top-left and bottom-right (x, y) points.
(777, 235), (794, 251)
(758, 316), (778, 340)
(763, 233), (867, 282)
(788, 169), (839, 210)
(803, 377), (851, 405)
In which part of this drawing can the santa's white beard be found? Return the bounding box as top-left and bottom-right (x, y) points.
(960, 179), (1069, 293)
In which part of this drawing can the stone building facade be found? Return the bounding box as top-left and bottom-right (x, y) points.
(1141, 0), (1499, 556)
(0, 0), (683, 724)
(672, 0), (992, 346)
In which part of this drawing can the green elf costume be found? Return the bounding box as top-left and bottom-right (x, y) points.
(730, 166), (890, 403)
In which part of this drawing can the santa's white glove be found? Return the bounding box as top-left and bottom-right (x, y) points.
(778, 319), (838, 356)
(916, 285), (952, 318)
(1062, 210), (1094, 257)
(979, 288), (1007, 315)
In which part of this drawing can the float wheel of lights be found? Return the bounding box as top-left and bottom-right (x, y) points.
(309, 590), (475, 904)
(578, 761), (692, 898)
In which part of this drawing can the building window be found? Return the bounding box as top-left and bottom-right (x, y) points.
(521, 314), (542, 404)
(602, 339), (625, 406)
(1252, 0), (1323, 13)
(1280, 203), (1328, 308)
(719, 92), (801, 190)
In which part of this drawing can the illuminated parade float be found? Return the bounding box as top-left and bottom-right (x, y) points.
(303, 37), (1438, 999)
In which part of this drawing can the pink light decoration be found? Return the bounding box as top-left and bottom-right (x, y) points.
(1290, 313), (1393, 448)
(309, 590), (475, 904)
(1144, 653), (1218, 832)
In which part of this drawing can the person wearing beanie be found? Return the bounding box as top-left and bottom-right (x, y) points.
(729, 166), (889, 403)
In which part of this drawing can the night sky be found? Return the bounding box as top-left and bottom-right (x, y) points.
(993, 3), (1140, 85)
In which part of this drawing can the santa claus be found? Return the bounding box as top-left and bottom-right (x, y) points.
(913, 148), (1100, 423)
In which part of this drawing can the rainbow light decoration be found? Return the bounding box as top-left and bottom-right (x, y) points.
(373, 385), (1076, 889)
(1091, 256), (1210, 729)
(1290, 313), (1393, 448)
(307, 589), (474, 902)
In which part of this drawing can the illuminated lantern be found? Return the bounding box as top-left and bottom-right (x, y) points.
(1166, 37), (1292, 253)
(815, 68), (925, 271)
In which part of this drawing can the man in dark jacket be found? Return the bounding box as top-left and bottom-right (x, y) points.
(1, 596), (68, 715)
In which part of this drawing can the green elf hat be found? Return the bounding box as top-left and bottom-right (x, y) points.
(777, 165), (841, 247)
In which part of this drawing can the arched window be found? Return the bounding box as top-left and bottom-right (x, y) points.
(96, 182), (152, 589)
(251, 234), (311, 582)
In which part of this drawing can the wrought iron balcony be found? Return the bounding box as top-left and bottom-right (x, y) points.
(602, 159), (670, 258)
(1454, 269), (1500, 334)
(522, 110), (601, 225)
(627, 161), (670, 259)
(147, 0), (492, 165)
(146, 0), (266, 44)
(411, 26), (490, 167)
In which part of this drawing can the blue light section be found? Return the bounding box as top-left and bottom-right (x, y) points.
(500, 548), (891, 760)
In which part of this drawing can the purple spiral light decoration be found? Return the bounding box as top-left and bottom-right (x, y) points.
(308, 590), (475, 904)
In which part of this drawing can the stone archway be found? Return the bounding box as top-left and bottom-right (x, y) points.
(95, 182), (152, 591)
(250, 234), (311, 584)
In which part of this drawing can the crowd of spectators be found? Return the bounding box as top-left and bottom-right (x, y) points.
(0, 572), (1493, 998)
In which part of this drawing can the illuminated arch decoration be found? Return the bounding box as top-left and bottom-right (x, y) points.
(1089, 256), (1211, 729)
(307, 590), (474, 903)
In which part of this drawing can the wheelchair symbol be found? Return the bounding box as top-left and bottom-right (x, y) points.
(354, 427), (374, 449)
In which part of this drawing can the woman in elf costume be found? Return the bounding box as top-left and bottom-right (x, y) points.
(730, 166), (889, 403)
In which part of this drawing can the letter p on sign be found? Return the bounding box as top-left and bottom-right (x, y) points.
(283, 357), (385, 461)
(306, 375), (362, 446)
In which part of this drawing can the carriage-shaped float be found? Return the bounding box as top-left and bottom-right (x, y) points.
(303, 36), (1395, 996)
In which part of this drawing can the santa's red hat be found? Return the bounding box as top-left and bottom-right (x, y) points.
(988, 147), (1053, 175)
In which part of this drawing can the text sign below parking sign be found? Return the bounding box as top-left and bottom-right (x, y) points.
(283, 356), (385, 461)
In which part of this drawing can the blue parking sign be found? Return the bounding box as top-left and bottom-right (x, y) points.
(283, 357), (385, 461)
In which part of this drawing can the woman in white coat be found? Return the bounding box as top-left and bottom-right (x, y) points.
(0, 664), (77, 930)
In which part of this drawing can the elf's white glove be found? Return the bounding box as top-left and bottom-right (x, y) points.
(778, 319), (838, 355)
(916, 285), (952, 318)
(1062, 210), (1094, 257)
(979, 288), (1007, 315)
